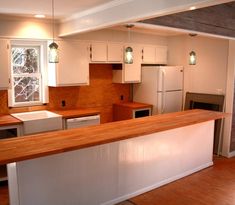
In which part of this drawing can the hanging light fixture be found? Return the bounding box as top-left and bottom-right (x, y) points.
(189, 33), (197, 65)
(189, 51), (196, 65)
(49, 0), (59, 63)
(125, 24), (134, 64)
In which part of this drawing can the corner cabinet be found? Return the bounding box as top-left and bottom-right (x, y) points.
(142, 45), (168, 65)
(113, 44), (142, 83)
(48, 40), (89, 87)
(0, 39), (10, 90)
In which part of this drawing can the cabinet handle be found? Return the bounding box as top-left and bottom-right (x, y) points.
(90, 46), (92, 60)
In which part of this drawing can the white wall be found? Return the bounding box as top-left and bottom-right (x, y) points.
(0, 16), (58, 39)
(67, 28), (168, 45)
(168, 35), (229, 95)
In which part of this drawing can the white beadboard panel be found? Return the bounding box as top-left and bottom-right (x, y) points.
(9, 121), (214, 205)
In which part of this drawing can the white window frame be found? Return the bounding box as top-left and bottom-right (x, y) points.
(8, 40), (48, 107)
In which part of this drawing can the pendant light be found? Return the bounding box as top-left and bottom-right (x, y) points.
(125, 24), (134, 64)
(189, 33), (197, 65)
(49, 0), (59, 63)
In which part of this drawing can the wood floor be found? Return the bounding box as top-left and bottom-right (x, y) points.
(1, 157), (235, 205)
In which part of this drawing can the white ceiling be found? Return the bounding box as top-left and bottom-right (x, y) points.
(0, 0), (113, 19)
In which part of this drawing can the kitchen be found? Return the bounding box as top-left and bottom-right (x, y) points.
(0, 0), (234, 205)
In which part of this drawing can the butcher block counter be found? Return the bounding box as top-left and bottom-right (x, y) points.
(52, 108), (100, 119)
(113, 101), (153, 121)
(0, 109), (227, 165)
(4, 109), (229, 205)
(0, 115), (22, 127)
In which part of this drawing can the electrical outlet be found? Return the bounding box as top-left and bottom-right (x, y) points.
(62, 100), (66, 107)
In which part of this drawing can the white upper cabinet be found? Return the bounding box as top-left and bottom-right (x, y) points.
(142, 45), (168, 64)
(156, 46), (168, 64)
(107, 43), (123, 62)
(142, 46), (156, 64)
(0, 39), (10, 89)
(90, 42), (123, 63)
(48, 40), (89, 87)
(113, 44), (142, 83)
(90, 42), (107, 62)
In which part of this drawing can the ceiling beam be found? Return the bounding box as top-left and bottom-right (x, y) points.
(58, 0), (232, 37)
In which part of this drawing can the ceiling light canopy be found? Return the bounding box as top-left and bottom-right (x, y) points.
(189, 6), (196, 10)
(34, 14), (45, 18)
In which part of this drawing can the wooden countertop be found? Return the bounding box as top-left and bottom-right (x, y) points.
(52, 108), (100, 119)
(114, 102), (153, 109)
(0, 115), (22, 127)
(0, 109), (228, 165)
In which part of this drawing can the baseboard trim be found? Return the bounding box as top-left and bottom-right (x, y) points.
(228, 150), (235, 158)
(102, 162), (213, 205)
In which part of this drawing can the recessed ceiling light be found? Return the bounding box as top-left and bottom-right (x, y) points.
(34, 14), (45, 18)
(189, 6), (196, 10)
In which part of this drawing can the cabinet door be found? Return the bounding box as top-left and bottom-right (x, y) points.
(0, 39), (10, 89)
(142, 46), (156, 63)
(124, 44), (142, 83)
(107, 43), (123, 62)
(48, 40), (89, 86)
(90, 42), (107, 62)
(156, 46), (168, 64)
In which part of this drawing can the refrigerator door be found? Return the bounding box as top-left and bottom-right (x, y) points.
(158, 66), (183, 91)
(157, 90), (183, 114)
(133, 66), (159, 114)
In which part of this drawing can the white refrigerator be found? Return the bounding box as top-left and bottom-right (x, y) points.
(133, 66), (183, 115)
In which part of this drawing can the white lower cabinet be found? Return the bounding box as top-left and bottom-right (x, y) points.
(0, 39), (10, 89)
(113, 44), (142, 83)
(48, 40), (89, 86)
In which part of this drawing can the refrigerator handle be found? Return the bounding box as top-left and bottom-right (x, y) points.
(161, 69), (166, 114)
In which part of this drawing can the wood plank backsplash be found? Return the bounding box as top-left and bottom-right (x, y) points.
(0, 64), (130, 123)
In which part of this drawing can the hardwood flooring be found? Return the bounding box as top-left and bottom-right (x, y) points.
(0, 181), (9, 205)
(0, 157), (235, 205)
(128, 156), (235, 205)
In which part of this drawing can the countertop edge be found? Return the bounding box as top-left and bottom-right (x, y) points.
(0, 109), (229, 165)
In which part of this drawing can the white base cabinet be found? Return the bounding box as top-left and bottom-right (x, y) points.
(48, 41), (89, 86)
(0, 39), (10, 90)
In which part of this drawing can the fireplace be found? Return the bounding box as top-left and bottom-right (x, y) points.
(184, 92), (225, 154)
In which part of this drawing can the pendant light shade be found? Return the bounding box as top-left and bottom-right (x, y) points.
(189, 51), (196, 65)
(124, 24), (134, 64)
(49, 42), (59, 63)
(49, 0), (59, 63)
(189, 33), (197, 65)
(125, 46), (133, 64)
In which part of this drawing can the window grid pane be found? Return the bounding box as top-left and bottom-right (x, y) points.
(12, 46), (40, 74)
(13, 77), (41, 103)
(11, 44), (42, 105)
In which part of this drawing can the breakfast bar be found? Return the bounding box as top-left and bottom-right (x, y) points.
(0, 109), (228, 205)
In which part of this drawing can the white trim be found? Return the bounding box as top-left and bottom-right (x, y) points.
(228, 150), (235, 158)
(8, 40), (48, 107)
(102, 162), (213, 205)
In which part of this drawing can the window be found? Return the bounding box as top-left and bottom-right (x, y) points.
(9, 41), (48, 107)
